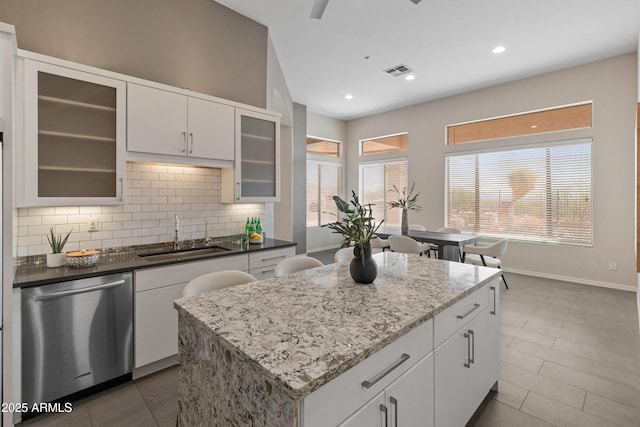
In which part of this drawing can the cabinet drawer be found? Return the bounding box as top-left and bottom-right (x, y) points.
(434, 283), (491, 348)
(135, 254), (248, 292)
(249, 267), (277, 280)
(302, 319), (433, 427)
(248, 247), (295, 270)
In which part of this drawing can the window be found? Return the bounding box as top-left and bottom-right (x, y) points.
(307, 137), (339, 157)
(361, 133), (408, 156)
(447, 103), (592, 145)
(359, 159), (408, 227)
(306, 161), (341, 227)
(446, 139), (592, 245)
(306, 137), (342, 227)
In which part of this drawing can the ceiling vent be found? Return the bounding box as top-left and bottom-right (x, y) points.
(384, 64), (413, 77)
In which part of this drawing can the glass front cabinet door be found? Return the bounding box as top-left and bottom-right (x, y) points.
(17, 58), (126, 206)
(222, 109), (280, 203)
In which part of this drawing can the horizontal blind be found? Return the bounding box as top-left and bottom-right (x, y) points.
(306, 161), (341, 227)
(446, 141), (592, 244)
(359, 159), (408, 227)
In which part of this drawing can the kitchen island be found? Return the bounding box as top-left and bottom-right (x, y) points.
(174, 252), (502, 426)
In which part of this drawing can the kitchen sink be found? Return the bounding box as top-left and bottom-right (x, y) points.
(138, 245), (232, 261)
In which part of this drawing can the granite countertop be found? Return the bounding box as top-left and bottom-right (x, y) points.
(174, 251), (501, 400)
(14, 236), (297, 288)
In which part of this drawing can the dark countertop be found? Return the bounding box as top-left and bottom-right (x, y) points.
(14, 236), (297, 288)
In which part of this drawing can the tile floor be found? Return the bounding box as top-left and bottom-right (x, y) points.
(21, 253), (640, 427)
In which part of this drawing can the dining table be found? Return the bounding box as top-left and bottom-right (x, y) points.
(374, 227), (480, 261)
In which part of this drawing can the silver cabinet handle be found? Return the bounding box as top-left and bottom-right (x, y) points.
(469, 329), (475, 364)
(261, 255), (286, 262)
(380, 404), (388, 427)
(189, 132), (193, 154)
(260, 268), (275, 274)
(456, 303), (481, 319)
(490, 286), (496, 315)
(33, 280), (126, 301)
(464, 332), (471, 368)
(119, 177), (124, 201)
(182, 132), (187, 153)
(390, 396), (398, 426)
(361, 353), (410, 389)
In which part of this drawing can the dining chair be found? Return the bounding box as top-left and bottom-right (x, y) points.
(370, 235), (390, 252)
(182, 270), (257, 297)
(388, 235), (430, 256)
(274, 256), (324, 277)
(334, 247), (354, 263)
(462, 238), (509, 289)
(408, 224), (427, 231)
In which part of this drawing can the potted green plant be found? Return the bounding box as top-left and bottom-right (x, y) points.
(323, 191), (382, 284)
(46, 227), (72, 268)
(388, 181), (421, 235)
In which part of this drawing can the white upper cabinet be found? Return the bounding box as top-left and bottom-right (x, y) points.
(17, 58), (126, 207)
(221, 109), (280, 203)
(127, 83), (234, 163)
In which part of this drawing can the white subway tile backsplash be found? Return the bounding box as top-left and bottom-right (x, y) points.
(17, 162), (266, 255)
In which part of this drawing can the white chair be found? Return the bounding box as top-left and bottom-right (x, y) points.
(182, 270), (257, 297)
(408, 224), (427, 231)
(462, 239), (509, 289)
(388, 235), (430, 256)
(334, 247), (354, 263)
(274, 256), (324, 277)
(370, 235), (390, 253)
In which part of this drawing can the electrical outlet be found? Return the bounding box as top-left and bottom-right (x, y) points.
(608, 261), (617, 271)
(88, 218), (99, 232)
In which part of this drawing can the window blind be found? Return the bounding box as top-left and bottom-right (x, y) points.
(446, 140), (592, 245)
(359, 159), (408, 227)
(306, 161), (341, 227)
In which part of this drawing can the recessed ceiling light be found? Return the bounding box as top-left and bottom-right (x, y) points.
(345, 94), (353, 100)
(405, 75), (416, 81)
(492, 46), (506, 54)
(530, 125), (538, 128)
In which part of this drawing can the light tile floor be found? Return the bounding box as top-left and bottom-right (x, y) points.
(21, 263), (640, 427)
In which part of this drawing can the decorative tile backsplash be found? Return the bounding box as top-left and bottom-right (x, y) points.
(16, 162), (265, 256)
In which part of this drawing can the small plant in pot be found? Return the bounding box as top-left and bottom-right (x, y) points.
(388, 181), (421, 235)
(46, 227), (72, 268)
(323, 191), (382, 284)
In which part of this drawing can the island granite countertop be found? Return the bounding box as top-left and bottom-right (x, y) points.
(174, 251), (501, 401)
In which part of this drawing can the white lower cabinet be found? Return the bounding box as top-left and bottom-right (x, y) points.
(134, 254), (248, 372)
(434, 283), (500, 427)
(340, 354), (434, 427)
(248, 246), (296, 279)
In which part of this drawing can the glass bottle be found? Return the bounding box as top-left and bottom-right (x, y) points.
(255, 217), (263, 237)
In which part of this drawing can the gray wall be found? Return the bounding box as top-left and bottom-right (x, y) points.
(292, 102), (307, 254)
(0, 0), (267, 107)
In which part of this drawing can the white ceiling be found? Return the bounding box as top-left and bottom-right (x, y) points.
(214, 0), (639, 121)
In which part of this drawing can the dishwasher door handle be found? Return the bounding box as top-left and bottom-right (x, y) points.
(32, 280), (127, 301)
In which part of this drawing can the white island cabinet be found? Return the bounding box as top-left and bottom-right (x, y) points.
(174, 252), (502, 427)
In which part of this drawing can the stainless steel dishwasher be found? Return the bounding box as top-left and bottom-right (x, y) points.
(21, 272), (133, 407)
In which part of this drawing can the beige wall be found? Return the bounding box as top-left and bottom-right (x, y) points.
(347, 53), (638, 289)
(0, 0), (267, 108)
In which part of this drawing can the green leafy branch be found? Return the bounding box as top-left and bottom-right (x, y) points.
(322, 190), (382, 250)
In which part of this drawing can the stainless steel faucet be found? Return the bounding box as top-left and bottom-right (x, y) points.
(173, 214), (180, 250)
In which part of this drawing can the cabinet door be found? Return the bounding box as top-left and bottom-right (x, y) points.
(20, 59), (126, 206)
(134, 282), (186, 368)
(339, 392), (386, 427)
(187, 97), (234, 161)
(223, 109), (280, 203)
(467, 302), (500, 411)
(127, 83), (188, 156)
(434, 327), (473, 427)
(386, 353), (434, 427)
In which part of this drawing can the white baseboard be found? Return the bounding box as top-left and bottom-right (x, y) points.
(504, 267), (637, 292)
